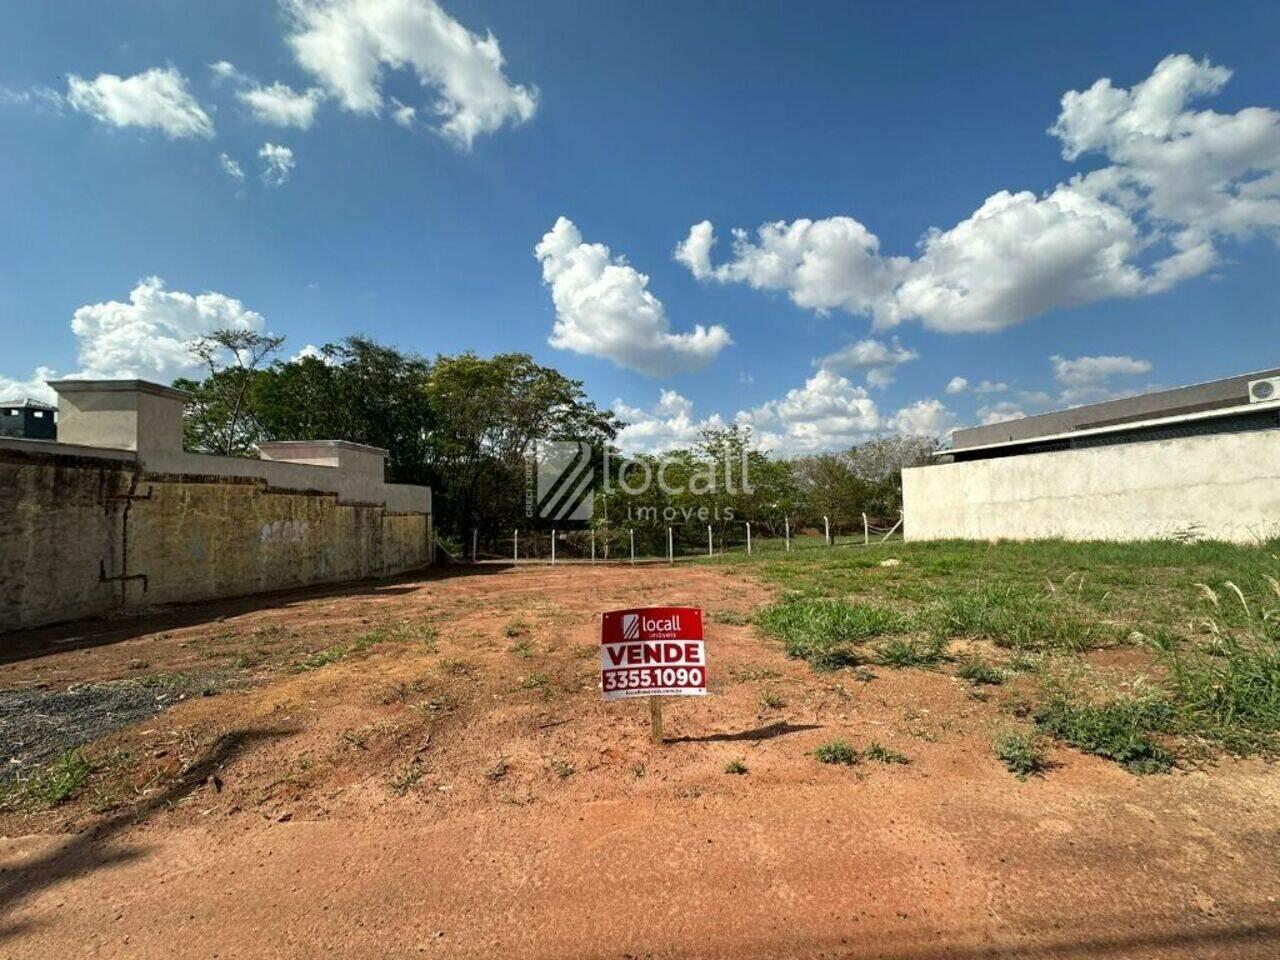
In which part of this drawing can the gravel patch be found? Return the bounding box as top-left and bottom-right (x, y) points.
(0, 677), (220, 782)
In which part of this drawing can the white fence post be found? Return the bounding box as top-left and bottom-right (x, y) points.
(863, 512), (869, 547)
(707, 525), (713, 556)
(823, 515), (831, 547)
(551, 529), (556, 565)
(746, 521), (752, 556)
(472, 528), (478, 562)
(591, 529), (596, 563)
(629, 529), (635, 565)
(784, 517), (790, 552)
(514, 529), (519, 562)
(667, 526), (674, 565)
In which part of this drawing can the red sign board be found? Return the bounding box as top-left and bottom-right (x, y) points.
(601, 607), (706, 701)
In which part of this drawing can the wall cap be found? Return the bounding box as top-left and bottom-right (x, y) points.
(259, 439), (389, 457)
(48, 379), (192, 401)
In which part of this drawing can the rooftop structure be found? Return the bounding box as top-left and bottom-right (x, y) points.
(949, 367), (1280, 462)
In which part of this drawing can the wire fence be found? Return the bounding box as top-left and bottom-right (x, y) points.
(463, 514), (903, 565)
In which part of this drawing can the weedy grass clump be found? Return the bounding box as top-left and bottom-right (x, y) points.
(957, 655), (1005, 686)
(924, 583), (1104, 652)
(757, 598), (909, 671)
(875, 635), (948, 668)
(813, 739), (860, 765)
(994, 729), (1051, 779)
(864, 742), (909, 765)
(760, 689), (786, 710)
(550, 759), (575, 779)
(1034, 692), (1175, 774)
(1146, 578), (1280, 753)
(0, 751), (94, 810)
(723, 758), (749, 775)
(389, 761), (426, 795)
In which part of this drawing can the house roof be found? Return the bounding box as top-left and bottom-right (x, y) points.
(0, 397), (56, 411)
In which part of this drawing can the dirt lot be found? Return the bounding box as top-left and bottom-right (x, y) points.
(1, 561), (1278, 959)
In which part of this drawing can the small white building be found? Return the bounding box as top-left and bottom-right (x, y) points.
(903, 368), (1280, 544)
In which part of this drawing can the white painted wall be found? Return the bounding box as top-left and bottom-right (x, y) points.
(903, 429), (1280, 544)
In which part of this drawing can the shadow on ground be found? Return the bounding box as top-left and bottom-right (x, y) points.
(0, 726), (295, 939)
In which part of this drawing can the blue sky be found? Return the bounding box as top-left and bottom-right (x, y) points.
(2, 0), (1278, 453)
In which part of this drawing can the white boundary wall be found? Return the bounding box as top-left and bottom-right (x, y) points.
(903, 429), (1280, 544)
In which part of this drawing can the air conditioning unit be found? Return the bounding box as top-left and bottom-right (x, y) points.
(1248, 376), (1280, 403)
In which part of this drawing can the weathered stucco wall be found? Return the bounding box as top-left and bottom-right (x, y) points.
(1, 447), (432, 632)
(903, 429), (1280, 544)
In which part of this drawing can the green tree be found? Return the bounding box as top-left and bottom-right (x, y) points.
(250, 337), (435, 485)
(175, 328), (285, 456)
(426, 352), (620, 538)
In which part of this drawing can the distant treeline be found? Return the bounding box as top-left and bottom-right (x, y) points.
(174, 331), (938, 548)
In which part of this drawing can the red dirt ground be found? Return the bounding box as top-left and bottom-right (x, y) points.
(1, 563), (1278, 959)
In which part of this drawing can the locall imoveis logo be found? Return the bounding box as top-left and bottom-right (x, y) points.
(533, 440), (595, 521)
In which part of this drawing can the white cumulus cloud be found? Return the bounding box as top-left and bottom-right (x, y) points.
(258, 142), (296, 185)
(0, 367), (60, 406)
(815, 337), (919, 391)
(283, 0), (538, 148)
(240, 81), (325, 129)
(888, 398), (956, 437)
(977, 401), (1028, 426)
(219, 152), (245, 181)
(2, 278), (269, 402)
(613, 390), (725, 454)
(739, 368), (883, 455)
(677, 54), (1280, 334)
(534, 217), (731, 377)
(71, 277), (266, 380)
(1051, 353), (1153, 404)
(945, 376), (969, 394)
(66, 66), (214, 138)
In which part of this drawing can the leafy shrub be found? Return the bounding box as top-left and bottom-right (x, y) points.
(865, 742), (909, 764)
(814, 739), (859, 765)
(1034, 693), (1174, 774)
(994, 729), (1050, 778)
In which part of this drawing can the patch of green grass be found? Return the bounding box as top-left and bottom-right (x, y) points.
(1, 751), (95, 810)
(293, 645), (348, 672)
(875, 635), (948, 667)
(865, 742), (909, 765)
(924, 584), (1104, 651)
(519, 672), (550, 690)
(994, 729), (1051, 779)
(1034, 692), (1175, 774)
(757, 598), (908, 671)
(508, 640), (534, 658)
(711, 610), (751, 626)
(504, 619), (529, 638)
(1141, 579), (1280, 754)
(957, 655), (1004, 686)
(760, 689), (786, 710)
(814, 739), (859, 765)
(723, 758), (748, 775)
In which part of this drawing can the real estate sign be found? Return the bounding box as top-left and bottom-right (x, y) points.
(600, 606), (705, 701)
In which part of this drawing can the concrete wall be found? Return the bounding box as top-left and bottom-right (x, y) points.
(0, 379), (433, 632)
(903, 428), (1280, 544)
(0, 445), (432, 632)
